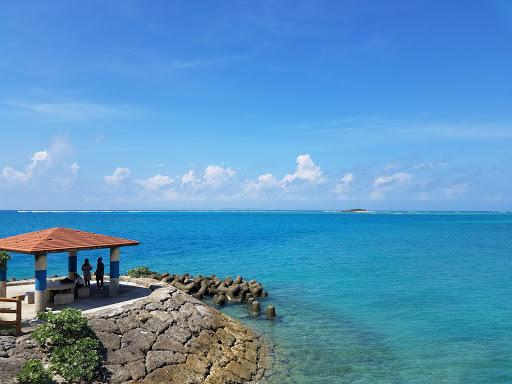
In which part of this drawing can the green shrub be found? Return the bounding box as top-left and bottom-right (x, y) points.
(32, 308), (93, 348)
(0, 250), (10, 269)
(16, 359), (53, 384)
(49, 337), (101, 383)
(29, 309), (102, 383)
(127, 266), (153, 278)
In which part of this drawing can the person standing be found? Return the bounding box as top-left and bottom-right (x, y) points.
(95, 257), (105, 289)
(81, 258), (92, 287)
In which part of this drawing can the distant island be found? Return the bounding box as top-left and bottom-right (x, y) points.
(339, 208), (369, 213)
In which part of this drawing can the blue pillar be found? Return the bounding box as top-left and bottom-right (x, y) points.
(0, 268), (6, 297)
(35, 253), (47, 313)
(109, 247), (120, 297)
(68, 250), (77, 279)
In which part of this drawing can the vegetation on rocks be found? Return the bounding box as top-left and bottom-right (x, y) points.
(16, 359), (52, 384)
(28, 308), (102, 383)
(127, 266), (154, 278)
(49, 337), (101, 383)
(32, 308), (94, 347)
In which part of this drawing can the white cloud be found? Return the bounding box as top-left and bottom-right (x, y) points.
(244, 173), (280, 197)
(2, 166), (29, 182)
(31, 150), (51, 163)
(373, 172), (412, 188)
(283, 154), (324, 184)
(177, 165), (236, 197)
(1, 149), (52, 182)
(203, 165), (236, 188)
(243, 154), (325, 200)
(371, 172), (412, 200)
(257, 173), (279, 187)
(334, 173), (356, 196)
(104, 167), (130, 185)
(181, 170), (198, 186)
(137, 174), (173, 191)
(69, 162), (80, 176)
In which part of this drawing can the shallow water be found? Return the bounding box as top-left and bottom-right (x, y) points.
(2, 211), (512, 383)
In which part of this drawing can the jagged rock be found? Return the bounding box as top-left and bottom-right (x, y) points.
(146, 350), (186, 373)
(117, 316), (143, 334)
(105, 364), (132, 384)
(152, 334), (188, 353)
(96, 331), (121, 350)
(121, 328), (156, 352)
(165, 324), (192, 344)
(225, 361), (251, 380)
(125, 360), (146, 381)
(142, 363), (204, 384)
(186, 354), (211, 376)
(215, 328), (236, 347)
(107, 346), (145, 365)
(144, 316), (168, 334)
(89, 318), (120, 334)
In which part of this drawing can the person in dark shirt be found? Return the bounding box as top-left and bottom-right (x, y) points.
(95, 257), (105, 289)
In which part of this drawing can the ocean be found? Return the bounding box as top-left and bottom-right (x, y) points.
(1, 210), (511, 383)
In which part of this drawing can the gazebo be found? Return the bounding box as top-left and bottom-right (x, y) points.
(0, 227), (139, 312)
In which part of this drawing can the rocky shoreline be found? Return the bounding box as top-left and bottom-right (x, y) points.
(0, 284), (271, 383)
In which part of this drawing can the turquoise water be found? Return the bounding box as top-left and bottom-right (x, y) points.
(1, 211), (512, 383)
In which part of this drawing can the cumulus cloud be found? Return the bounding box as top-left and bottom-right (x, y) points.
(203, 165), (236, 188)
(137, 174), (173, 191)
(244, 173), (280, 197)
(180, 165), (236, 191)
(181, 170), (198, 186)
(283, 154), (324, 184)
(2, 150), (52, 182)
(243, 154), (326, 200)
(104, 167), (130, 185)
(334, 173), (356, 197)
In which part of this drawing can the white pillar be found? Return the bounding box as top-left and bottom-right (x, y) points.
(35, 253), (48, 313)
(109, 247), (120, 297)
(68, 250), (77, 279)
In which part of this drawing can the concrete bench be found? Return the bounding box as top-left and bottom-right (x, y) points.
(77, 286), (90, 298)
(54, 293), (74, 305)
(25, 291), (34, 304)
(47, 280), (75, 303)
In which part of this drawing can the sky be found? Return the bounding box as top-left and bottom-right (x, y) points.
(0, 0), (511, 210)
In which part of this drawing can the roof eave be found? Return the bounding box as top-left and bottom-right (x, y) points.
(0, 242), (140, 255)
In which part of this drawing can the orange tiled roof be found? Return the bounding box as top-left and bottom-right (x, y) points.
(0, 227), (139, 254)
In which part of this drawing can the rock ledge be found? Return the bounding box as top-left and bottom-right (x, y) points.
(0, 286), (269, 383)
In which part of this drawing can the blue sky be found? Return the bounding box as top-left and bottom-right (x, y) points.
(0, 1), (511, 210)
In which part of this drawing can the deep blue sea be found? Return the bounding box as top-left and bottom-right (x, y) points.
(1, 210), (511, 383)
